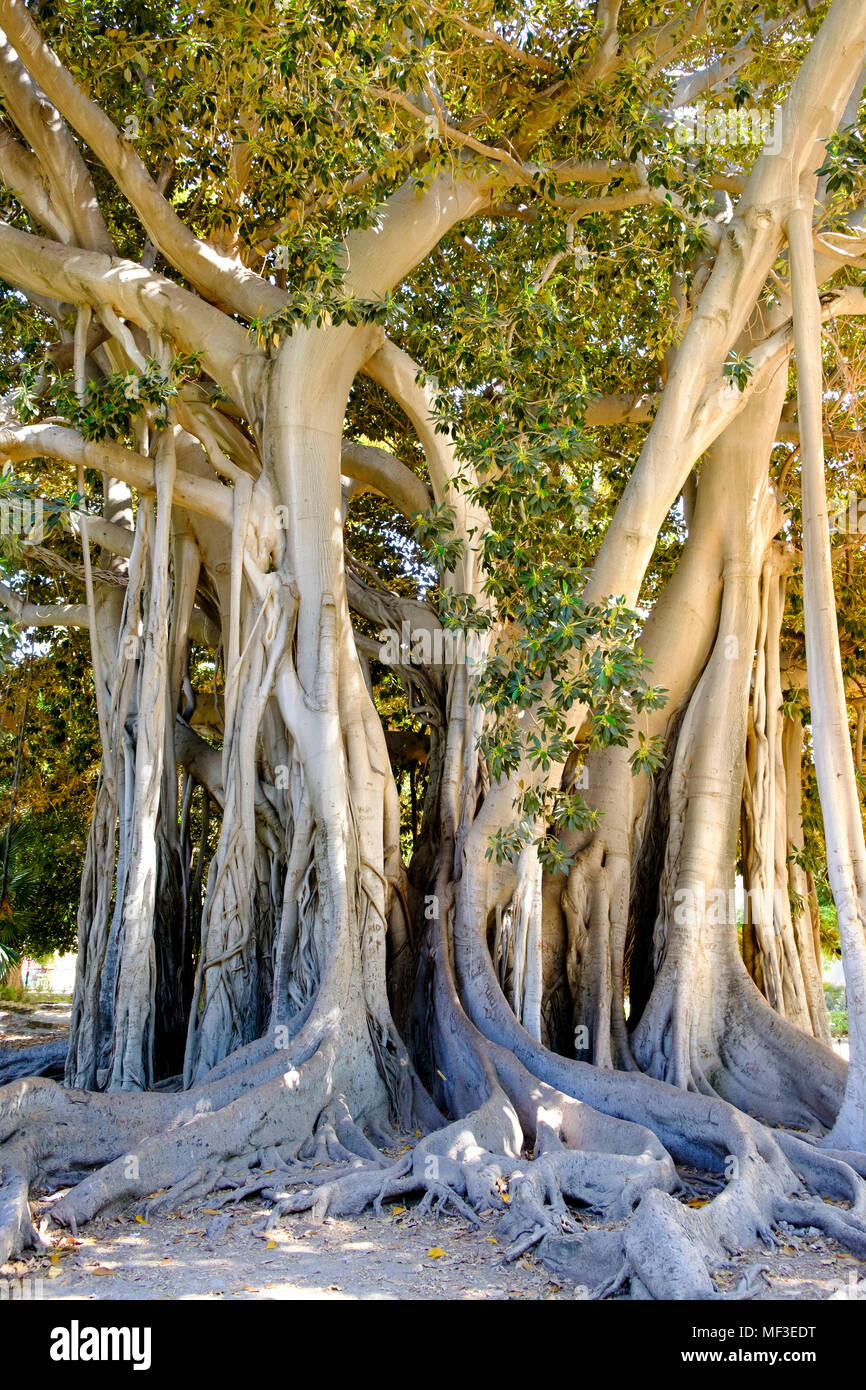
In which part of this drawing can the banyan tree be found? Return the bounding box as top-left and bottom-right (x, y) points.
(2, 0), (866, 1299)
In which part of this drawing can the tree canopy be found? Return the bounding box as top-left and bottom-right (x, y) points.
(1, 0), (866, 1301)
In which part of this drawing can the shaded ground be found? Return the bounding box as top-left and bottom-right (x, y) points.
(1, 1000), (864, 1301)
(0, 997), (71, 1051)
(1, 1195), (864, 1301)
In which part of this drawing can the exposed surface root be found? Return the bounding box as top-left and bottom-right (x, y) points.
(443, 932), (866, 1297)
(3, 999), (866, 1299)
(0, 1041), (68, 1084)
(0, 1026), (362, 1259)
(0, 1139), (44, 1266)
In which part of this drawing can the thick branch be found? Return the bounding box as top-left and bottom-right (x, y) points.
(0, 422), (233, 526)
(0, 223), (264, 415)
(341, 438), (432, 518)
(345, 164), (492, 300)
(0, 0), (283, 320)
(0, 34), (113, 253)
(0, 123), (69, 241)
(586, 0), (866, 609)
(0, 579), (87, 627)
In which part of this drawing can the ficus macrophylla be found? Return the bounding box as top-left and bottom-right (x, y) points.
(0, 0), (865, 1300)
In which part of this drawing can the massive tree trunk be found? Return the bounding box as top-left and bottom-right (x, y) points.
(3, 0), (866, 1301)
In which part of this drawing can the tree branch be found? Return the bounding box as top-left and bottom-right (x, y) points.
(0, 578), (87, 627)
(0, 122), (68, 241)
(0, 0), (285, 320)
(0, 422), (233, 526)
(0, 223), (265, 417)
(427, 5), (558, 74)
(0, 32), (113, 253)
(341, 438), (432, 518)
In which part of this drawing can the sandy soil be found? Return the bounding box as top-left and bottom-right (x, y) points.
(0, 999), (71, 1049)
(0, 1195), (861, 1302)
(2, 1002), (864, 1302)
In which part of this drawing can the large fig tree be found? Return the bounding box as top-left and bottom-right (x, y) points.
(2, 0), (866, 1298)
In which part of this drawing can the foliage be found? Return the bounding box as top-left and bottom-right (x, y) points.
(829, 1007), (849, 1038)
(0, 1), (859, 934)
(0, 813), (86, 961)
(49, 354), (203, 443)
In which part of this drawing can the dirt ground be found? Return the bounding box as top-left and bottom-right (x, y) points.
(2, 1000), (865, 1302)
(0, 998), (72, 1050)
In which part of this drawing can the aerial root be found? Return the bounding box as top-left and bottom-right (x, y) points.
(631, 968), (845, 1132)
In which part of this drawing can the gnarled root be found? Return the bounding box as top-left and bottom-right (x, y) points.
(240, 1076), (679, 1270)
(0, 1139), (43, 1266)
(0, 1041), (68, 1084)
(4, 959), (866, 1303)
(448, 919), (866, 1298)
(0, 1010), (382, 1259)
(0, 1076), (182, 1261)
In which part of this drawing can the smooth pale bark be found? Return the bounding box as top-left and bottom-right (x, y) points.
(789, 204), (866, 1149)
(108, 432), (177, 1089)
(0, 32), (113, 253)
(0, 423), (232, 525)
(618, 366), (843, 1128)
(587, 0), (866, 613)
(339, 438), (432, 519)
(0, 1), (282, 319)
(4, 0), (866, 1304)
(0, 225), (264, 416)
(783, 716), (831, 1043)
(742, 555), (812, 1033)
